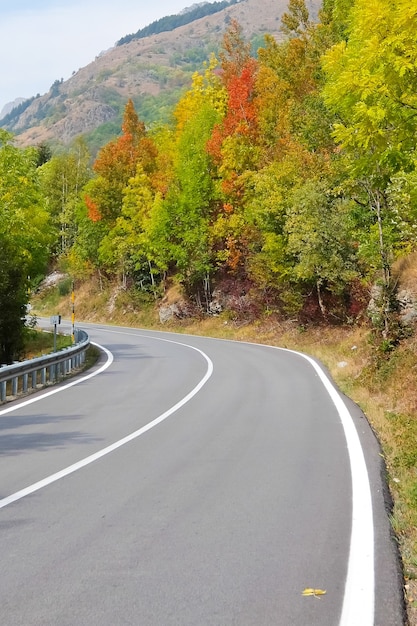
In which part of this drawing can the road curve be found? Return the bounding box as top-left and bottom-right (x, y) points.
(0, 322), (405, 625)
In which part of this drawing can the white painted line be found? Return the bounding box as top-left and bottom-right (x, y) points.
(276, 347), (374, 626)
(0, 342), (114, 417)
(0, 339), (213, 509)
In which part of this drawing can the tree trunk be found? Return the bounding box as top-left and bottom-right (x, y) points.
(316, 278), (327, 318)
(367, 183), (391, 337)
(203, 272), (211, 313)
(97, 268), (103, 292)
(148, 260), (157, 300)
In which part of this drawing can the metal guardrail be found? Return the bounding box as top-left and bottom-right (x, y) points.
(0, 329), (90, 404)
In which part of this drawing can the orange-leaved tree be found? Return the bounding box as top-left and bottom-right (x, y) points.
(84, 99), (157, 225)
(206, 20), (260, 275)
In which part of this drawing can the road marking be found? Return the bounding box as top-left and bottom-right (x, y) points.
(275, 346), (374, 626)
(0, 338), (213, 510)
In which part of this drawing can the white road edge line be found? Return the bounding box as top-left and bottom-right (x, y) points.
(277, 346), (374, 626)
(0, 338), (213, 510)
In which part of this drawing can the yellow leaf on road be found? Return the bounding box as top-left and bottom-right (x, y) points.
(302, 588), (327, 597)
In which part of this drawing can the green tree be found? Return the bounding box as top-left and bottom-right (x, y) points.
(99, 165), (156, 288)
(39, 138), (91, 254)
(285, 179), (358, 317)
(0, 130), (52, 362)
(0, 130), (52, 277)
(0, 236), (29, 363)
(322, 0), (417, 334)
(161, 101), (220, 301)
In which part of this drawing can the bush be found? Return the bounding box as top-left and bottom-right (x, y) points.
(58, 277), (73, 296)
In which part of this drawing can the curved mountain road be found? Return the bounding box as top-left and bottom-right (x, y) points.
(0, 322), (405, 625)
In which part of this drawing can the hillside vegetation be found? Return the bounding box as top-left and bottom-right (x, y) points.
(1, 0), (312, 152)
(2, 0), (417, 621)
(117, 0), (241, 46)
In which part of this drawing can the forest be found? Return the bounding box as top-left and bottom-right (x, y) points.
(1, 0), (417, 364)
(116, 0), (240, 46)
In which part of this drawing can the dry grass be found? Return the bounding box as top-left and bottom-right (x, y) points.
(394, 251), (417, 291)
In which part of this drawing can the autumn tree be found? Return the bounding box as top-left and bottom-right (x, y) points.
(85, 99), (157, 225)
(319, 0), (356, 42)
(78, 100), (159, 280)
(256, 0), (336, 155)
(149, 66), (224, 302)
(207, 20), (258, 167)
(245, 0), (342, 313)
(206, 20), (261, 275)
(281, 0), (311, 37)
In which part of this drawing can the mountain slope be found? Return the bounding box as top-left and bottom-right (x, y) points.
(2, 0), (321, 150)
(0, 98), (26, 119)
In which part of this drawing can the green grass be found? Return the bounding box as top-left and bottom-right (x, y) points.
(23, 327), (72, 359)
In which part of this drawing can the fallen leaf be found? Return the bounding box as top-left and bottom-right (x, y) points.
(302, 588), (327, 597)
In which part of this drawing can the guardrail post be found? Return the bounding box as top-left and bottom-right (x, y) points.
(1, 380), (6, 402)
(12, 377), (18, 396)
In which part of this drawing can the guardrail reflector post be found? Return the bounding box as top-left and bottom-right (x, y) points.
(71, 282), (75, 343)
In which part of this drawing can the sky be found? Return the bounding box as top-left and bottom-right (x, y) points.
(0, 0), (192, 114)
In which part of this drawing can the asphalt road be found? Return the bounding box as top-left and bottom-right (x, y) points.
(0, 322), (405, 625)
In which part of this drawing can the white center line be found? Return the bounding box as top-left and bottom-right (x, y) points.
(0, 338), (213, 509)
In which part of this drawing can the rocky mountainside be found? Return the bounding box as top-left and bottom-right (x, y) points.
(2, 0), (320, 150)
(0, 98), (26, 119)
